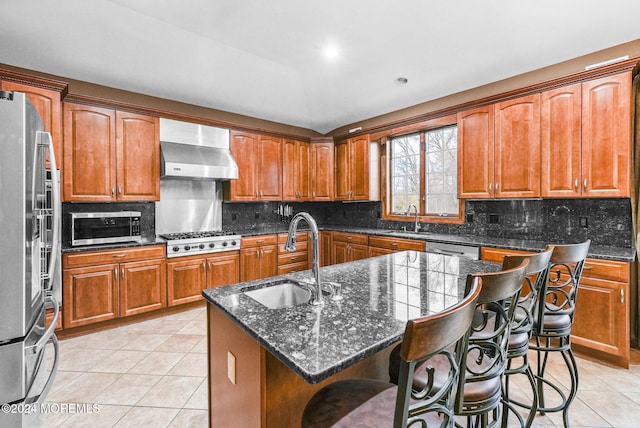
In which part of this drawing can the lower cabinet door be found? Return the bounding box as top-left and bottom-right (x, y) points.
(63, 264), (119, 328)
(167, 258), (207, 306)
(120, 259), (167, 317)
(207, 252), (240, 288)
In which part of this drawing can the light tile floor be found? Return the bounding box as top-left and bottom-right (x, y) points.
(43, 305), (640, 427)
(44, 306), (208, 428)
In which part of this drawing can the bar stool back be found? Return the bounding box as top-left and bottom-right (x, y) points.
(531, 240), (590, 428)
(501, 248), (554, 427)
(301, 278), (482, 428)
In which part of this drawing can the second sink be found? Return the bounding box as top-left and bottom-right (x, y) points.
(243, 280), (311, 309)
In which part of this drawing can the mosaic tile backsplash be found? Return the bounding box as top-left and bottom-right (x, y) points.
(223, 198), (633, 248)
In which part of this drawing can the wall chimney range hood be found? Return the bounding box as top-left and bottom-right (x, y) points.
(160, 118), (238, 180)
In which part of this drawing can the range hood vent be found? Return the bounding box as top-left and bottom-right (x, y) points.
(160, 118), (238, 180)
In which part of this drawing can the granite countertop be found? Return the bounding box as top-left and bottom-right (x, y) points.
(229, 225), (636, 262)
(203, 250), (500, 384)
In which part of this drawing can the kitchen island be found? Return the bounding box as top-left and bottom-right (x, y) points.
(203, 250), (499, 427)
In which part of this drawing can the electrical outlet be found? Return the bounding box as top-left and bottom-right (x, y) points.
(579, 217), (588, 228)
(466, 213), (474, 223)
(231, 213), (238, 221)
(489, 214), (500, 224)
(227, 351), (236, 384)
(254, 212), (260, 220)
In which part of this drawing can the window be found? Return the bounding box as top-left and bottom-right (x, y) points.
(389, 124), (460, 219)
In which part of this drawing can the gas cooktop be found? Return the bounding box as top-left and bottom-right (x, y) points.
(160, 231), (241, 258)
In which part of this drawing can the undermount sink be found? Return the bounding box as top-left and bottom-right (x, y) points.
(243, 280), (311, 309)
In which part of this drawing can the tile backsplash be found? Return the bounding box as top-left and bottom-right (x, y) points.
(223, 198), (633, 248)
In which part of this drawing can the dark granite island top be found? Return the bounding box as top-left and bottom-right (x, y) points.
(203, 251), (499, 384)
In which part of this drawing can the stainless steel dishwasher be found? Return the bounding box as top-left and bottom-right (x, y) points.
(423, 241), (480, 260)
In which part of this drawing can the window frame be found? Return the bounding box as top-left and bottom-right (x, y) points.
(381, 114), (464, 225)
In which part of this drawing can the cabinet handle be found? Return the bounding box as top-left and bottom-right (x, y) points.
(312, 191), (316, 198)
(574, 179), (579, 193)
(495, 182), (499, 193)
(114, 268), (118, 281)
(256, 239), (264, 243)
(488, 183), (493, 193)
(391, 243), (398, 247)
(121, 268), (125, 280)
(583, 179), (588, 192)
(259, 190), (263, 198)
(117, 186), (123, 196)
(256, 190), (259, 198)
(111, 187), (116, 197)
(202, 264), (206, 273)
(620, 288), (625, 304)
(113, 254), (127, 258)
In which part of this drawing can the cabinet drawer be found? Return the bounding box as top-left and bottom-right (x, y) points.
(368, 236), (424, 251)
(581, 259), (629, 282)
(278, 251), (308, 266)
(278, 239), (308, 254)
(63, 245), (166, 268)
(277, 232), (308, 245)
(277, 261), (310, 275)
(480, 247), (533, 264)
(332, 232), (368, 245)
(241, 235), (277, 248)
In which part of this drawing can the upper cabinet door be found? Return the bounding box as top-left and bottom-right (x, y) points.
(297, 141), (311, 200)
(334, 140), (351, 200)
(457, 105), (495, 198)
(494, 94), (540, 198)
(257, 135), (282, 200)
(282, 139), (298, 201)
(63, 103), (117, 201)
(541, 84), (582, 197)
(350, 135), (370, 200)
(311, 142), (334, 201)
(581, 73), (631, 198)
(229, 131), (259, 201)
(116, 111), (159, 201)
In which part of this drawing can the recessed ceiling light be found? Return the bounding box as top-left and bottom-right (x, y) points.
(323, 45), (339, 60)
(396, 77), (408, 85)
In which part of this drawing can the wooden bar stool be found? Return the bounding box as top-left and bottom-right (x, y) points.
(388, 260), (528, 427)
(530, 240), (590, 428)
(500, 248), (554, 428)
(301, 277), (482, 428)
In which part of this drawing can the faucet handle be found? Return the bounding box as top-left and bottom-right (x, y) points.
(322, 282), (343, 301)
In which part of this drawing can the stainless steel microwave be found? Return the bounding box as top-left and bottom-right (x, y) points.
(71, 211), (142, 246)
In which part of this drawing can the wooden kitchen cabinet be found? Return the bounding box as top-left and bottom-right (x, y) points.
(167, 251), (240, 306)
(0, 79), (64, 169)
(277, 232), (310, 275)
(310, 139), (334, 201)
(240, 235), (278, 281)
(63, 245), (166, 328)
(332, 232), (369, 264)
(541, 73), (631, 198)
(227, 131), (282, 201)
(320, 231), (333, 267)
(481, 246), (631, 367)
(63, 103), (159, 202)
(335, 135), (370, 201)
(283, 139), (310, 201)
(569, 258), (630, 368)
(580, 73), (631, 197)
(368, 235), (424, 257)
(458, 94), (540, 199)
(457, 105), (495, 198)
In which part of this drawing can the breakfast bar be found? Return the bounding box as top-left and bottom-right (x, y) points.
(203, 250), (499, 427)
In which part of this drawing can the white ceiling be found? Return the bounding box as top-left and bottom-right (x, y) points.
(2, 0), (640, 134)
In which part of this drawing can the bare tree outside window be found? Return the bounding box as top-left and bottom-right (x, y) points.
(391, 134), (420, 213)
(390, 125), (459, 217)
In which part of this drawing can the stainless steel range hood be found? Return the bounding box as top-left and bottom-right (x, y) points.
(160, 118), (238, 180)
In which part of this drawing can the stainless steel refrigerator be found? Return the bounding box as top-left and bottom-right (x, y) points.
(0, 91), (61, 426)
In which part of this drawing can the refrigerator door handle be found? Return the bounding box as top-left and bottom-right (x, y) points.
(23, 334), (60, 406)
(37, 131), (60, 293)
(27, 295), (59, 355)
